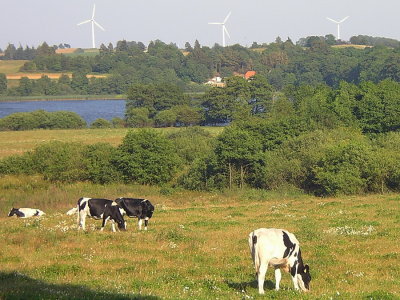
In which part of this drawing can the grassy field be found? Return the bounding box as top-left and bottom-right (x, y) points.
(0, 60), (27, 73)
(0, 127), (224, 159)
(0, 177), (399, 299)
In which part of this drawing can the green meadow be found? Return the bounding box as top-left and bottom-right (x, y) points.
(0, 177), (399, 299)
(0, 128), (399, 299)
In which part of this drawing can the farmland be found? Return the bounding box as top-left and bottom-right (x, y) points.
(0, 59), (107, 82)
(0, 177), (399, 299)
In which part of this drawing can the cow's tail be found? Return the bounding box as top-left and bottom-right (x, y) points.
(249, 231), (260, 274)
(66, 207), (78, 215)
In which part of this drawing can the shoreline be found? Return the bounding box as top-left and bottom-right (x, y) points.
(0, 95), (127, 102)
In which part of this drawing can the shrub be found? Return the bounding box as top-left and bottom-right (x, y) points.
(90, 118), (112, 129)
(30, 141), (86, 182)
(114, 129), (181, 184)
(0, 110), (86, 131)
(0, 153), (36, 175)
(82, 143), (121, 184)
(167, 127), (213, 163)
(313, 141), (374, 195)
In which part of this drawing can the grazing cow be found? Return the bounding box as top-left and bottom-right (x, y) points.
(77, 197), (126, 232)
(115, 197), (154, 230)
(248, 228), (311, 294)
(8, 208), (45, 218)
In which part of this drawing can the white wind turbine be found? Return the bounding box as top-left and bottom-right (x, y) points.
(77, 4), (105, 48)
(208, 12), (231, 47)
(326, 16), (349, 40)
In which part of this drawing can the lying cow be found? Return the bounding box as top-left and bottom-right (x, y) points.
(115, 197), (154, 230)
(248, 228), (311, 294)
(77, 197), (126, 232)
(8, 208), (45, 218)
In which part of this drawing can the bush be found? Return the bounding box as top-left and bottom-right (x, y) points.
(114, 129), (181, 184)
(0, 153), (36, 175)
(30, 141), (86, 182)
(90, 118), (112, 129)
(82, 143), (121, 184)
(167, 127), (213, 163)
(0, 110), (86, 131)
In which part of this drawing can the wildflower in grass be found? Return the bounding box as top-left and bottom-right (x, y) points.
(324, 225), (374, 236)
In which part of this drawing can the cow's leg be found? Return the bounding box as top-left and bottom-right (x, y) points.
(274, 268), (282, 291)
(138, 218), (143, 230)
(257, 262), (268, 294)
(290, 261), (300, 291)
(144, 218), (149, 230)
(79, 211), (86, 231)
(101, 216), (109, 232)
(111, 220), (116, 232)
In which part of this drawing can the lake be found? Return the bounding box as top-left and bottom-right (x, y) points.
(0, 99), (126, 124)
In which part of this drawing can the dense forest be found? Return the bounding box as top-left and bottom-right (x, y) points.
(0, 35), (399, 97)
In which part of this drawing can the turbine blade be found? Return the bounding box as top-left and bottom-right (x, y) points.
(77, 20), (91, 26)
(326, 17), (339, 23)
(94, 20), (105, 31)
(224, 26), (230, 39)
(92, 4), (96, 19)
(223, 11), (231, 24)
(339, 16), (350, 23)
(208, 22), (223, 25)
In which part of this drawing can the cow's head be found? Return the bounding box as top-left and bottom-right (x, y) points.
(8, 208), (17, 217)
(111, 204), (126, 231)
(145, 202), (155, 219)
(297, 264), (311, 292)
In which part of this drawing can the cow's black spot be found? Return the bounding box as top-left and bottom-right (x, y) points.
(252, 235), (257, 244)
(283, 231), (296, 258)
(15, 210), (25, 218)
(34, 210), (40, 216)
(290, 259), (298, 277)
(79, 200), (87, 211)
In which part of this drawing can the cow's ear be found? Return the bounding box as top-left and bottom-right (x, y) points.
(304, 265), (309, 273)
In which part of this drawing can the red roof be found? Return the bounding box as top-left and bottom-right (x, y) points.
(244, 71), (256, 79)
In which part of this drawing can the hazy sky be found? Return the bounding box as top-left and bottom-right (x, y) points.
(1, 0), (399, 49)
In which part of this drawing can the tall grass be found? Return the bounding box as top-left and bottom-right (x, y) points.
(0, 177), (399, 299)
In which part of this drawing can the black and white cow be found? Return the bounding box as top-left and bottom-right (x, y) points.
(8, 208), (45, 218)
(114, 198), (154, 230)
(77, 197), (126, 232)
(248, 228), (311, 294)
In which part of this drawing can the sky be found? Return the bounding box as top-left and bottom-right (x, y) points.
(1, 0), (400, 50)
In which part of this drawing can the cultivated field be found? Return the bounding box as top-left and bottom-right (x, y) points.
(0, 59), (107, 81)
(0, 60), (27, 74)
(0, 178), (399, 299)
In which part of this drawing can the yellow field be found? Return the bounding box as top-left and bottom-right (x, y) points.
(55, 48), (79, 54)
(5, 73), (108, 80)
(0, 60), (27, 74)
(332, 44), (372, 49)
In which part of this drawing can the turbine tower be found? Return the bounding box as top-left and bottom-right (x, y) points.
(77, 4), (105, 48)
(208, 12), (231, 47)
(326, 16), (349, 40)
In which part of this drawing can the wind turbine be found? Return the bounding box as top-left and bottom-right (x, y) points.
(326, 16), (349, 40)
(208, 12), (231, 47)
(77, 4), (105, 48)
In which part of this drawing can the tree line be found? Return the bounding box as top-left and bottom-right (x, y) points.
(0, 36), (399, 97)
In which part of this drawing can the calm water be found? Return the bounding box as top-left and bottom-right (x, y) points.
(0, 99), (126, 124)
